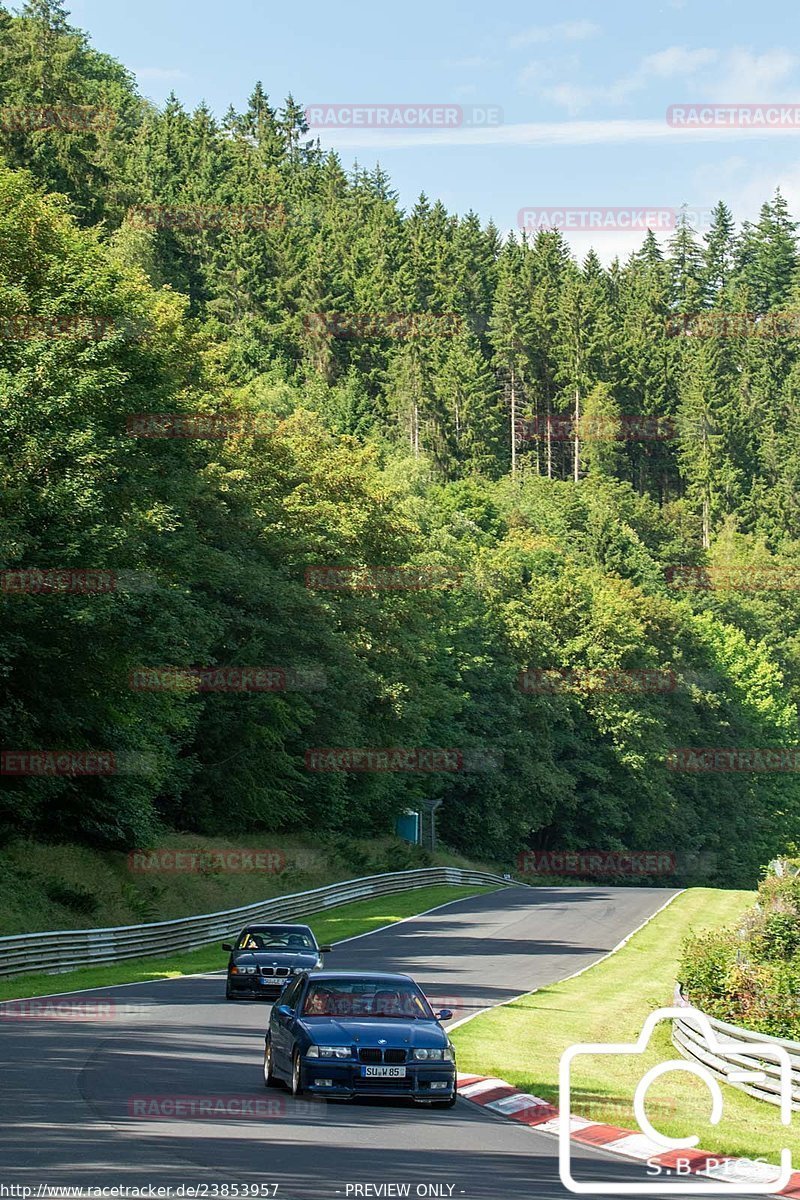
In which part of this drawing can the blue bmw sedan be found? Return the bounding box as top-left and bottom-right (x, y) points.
(263, 970), (457, 1106)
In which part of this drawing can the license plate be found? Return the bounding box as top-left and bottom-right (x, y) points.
(260, 976), (287, 985)
(362, 1065), (406, 1078)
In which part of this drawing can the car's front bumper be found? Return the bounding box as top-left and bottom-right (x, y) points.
(227, 975), (292, 999)
(300, 1058), (456, 1099)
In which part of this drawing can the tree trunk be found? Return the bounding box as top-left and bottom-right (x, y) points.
(510, 368), (517, 479)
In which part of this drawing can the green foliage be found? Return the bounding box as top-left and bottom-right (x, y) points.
(1, 6), (800, 892)
(680, 865), (800, 1036)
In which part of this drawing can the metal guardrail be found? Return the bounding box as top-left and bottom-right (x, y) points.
(673, 986), (800, 1110)
(0, 867), (512, 979)
(769, 858), (800, 878)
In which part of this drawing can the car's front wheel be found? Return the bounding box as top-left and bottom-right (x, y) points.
(290, 1051), (304, 1097)
(263, 1037), (279, 1088)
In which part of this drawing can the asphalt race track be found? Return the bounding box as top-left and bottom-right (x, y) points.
(0, 886), (762, 1199)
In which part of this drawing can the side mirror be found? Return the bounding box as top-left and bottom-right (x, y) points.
(435, 1009), (453, 1021)
(276, 1005), (294, 1020)
(320, 946), (333, 953)
(222, 943), (233, 952)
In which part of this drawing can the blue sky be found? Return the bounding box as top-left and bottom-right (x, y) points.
(65, 0), (800, 261)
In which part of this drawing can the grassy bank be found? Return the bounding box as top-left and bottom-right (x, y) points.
(451, 888), (792, 1165)
(0, 883), (496, 1001)
(0, 833), (504, 935)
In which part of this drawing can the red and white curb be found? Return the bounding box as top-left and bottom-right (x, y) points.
(456, 1073), (800, 1197)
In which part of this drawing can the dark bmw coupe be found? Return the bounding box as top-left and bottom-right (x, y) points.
(223, 923), (331, 1000)
(263, 970), (457, 1106)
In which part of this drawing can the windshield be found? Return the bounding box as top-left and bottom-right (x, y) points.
(301, 981), (434, 1019)
(237, 930), (315, 951)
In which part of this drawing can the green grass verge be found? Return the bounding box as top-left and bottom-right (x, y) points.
(0, 883), (495, 1001)
(451, 888), (792, 1166)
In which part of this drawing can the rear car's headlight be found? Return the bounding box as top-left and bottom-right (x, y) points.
(413, 1048), (454, 1061)
(307, 1045), (351, 1059)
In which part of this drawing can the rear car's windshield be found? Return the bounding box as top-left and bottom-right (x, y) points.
(301, 980), (434, 1019)
(236, 929), (315, 951)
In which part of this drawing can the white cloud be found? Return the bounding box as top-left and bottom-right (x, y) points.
(525, 44), (798, 116)
(509, 20), (600, 50)
(706, 48), (798, 102)
(639, 46), (718, 78)
(691, 156), (800, 225)
(313, 117), (800, 151)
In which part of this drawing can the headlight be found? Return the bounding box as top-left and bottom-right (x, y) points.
(413, 1048), (454, 1061)
(308, 1045), (351, 1059)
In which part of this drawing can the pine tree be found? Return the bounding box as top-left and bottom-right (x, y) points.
(489, 240), (536, 477)
(702, 201), (736, 303)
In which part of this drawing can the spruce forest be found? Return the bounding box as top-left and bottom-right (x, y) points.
(2, 0), (800, 887)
